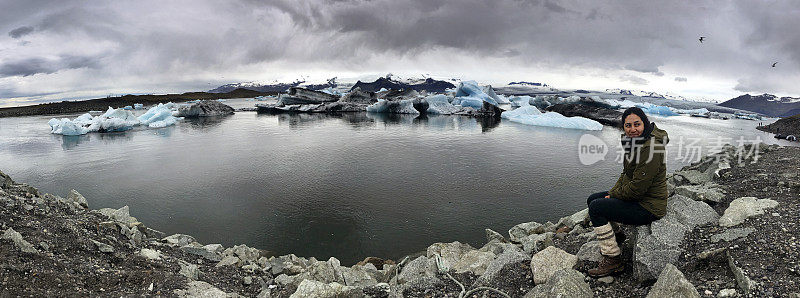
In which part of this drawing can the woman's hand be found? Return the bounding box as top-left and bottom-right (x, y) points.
(604, 195), (610, 199)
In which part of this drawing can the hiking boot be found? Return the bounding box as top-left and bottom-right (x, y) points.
(615, 230), (626, 244)
(588, 255), (624, 277)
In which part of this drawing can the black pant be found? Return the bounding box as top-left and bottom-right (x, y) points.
(586, 191), (658, 227)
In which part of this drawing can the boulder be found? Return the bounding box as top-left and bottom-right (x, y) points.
(728, 255), (755, 294)
(341, 264), (378, 287)
(67, 189), (88, 208)
(216, 256), (240, 267)
(645, 264), (700, 298)
(396, 256), (437, 284)
(674, 184), (725, 203)
(521, 232), (554, 254)
(179, 261), (201, 280)
(509, 221), (545, 243)
(558, 208), (589, 229)
(426, 241), (475, 270)
(530, 246), (578, 285)
(479, 239), (522, 255)
(278, 87), (339, 105)
(673, 170), (711, 186)
(90, 239), (114, 253)
(524, 269), (592, 298)
(719, 197), (778, 227)
(1, 228), (38, 254)
(486, 228), (507, 243)
(181, 245), (222, 262)
(290, 280), (364, 298)
(176, 100), (235, 117)
(451, 250), (495, 275)
(163, 234), (196, 247)
(138, 248), (162, 260)
(576, 241), (602, 263)
(174, 281), (236, 298)
(664, 194), (720, 229)
(474, 250), (529, 286)
(710, 227), (755, 243)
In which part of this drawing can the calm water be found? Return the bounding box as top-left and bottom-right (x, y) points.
(0, 99), (791, 264)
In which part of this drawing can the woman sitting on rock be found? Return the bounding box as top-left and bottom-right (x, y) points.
(586, 107), (669, 277)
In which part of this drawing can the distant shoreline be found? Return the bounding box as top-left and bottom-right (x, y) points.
(0, 88), (274, 118)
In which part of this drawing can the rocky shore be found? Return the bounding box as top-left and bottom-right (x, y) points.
(2, 143), (799, 297)
(0, 88), (269, 118)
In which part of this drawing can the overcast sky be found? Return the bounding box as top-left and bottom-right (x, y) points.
(1, 0), (798, 107)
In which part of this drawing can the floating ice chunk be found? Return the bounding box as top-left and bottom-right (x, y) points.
(455, 81), (498, 107)
(134, 103), (144, 110)
(636, 103), (678, 116)
(425, 95), (460, 115)
(366, 99), (420, 114)
(502, 106), (603, 131)
(675, 108), (709, 115)
(377, 88), (388, 92)
(138, 103), (180, 128)
(482, 85), (509, 104)
(508, 96), (534, 107)
(97, 107), (140, 132)
(123, 105), (133, 110)
(48, 118), (90, 135)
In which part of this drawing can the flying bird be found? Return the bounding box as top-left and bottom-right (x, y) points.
(772, 62), (778, 67)
(699, 36), (705, 43)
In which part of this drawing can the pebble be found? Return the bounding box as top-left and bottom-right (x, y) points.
(705, 290), (713, 295)
(718, 288), (736, 297)
(597, 276), (614, 284)
(243, 276), (253, 285)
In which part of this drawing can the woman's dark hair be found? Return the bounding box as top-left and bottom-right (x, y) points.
(621, 107), (650, 129)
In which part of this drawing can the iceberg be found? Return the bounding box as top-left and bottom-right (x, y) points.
(95, 107), (140, 132)
(635, 103), (678, 116)
(138, 103), (181, 128)
(48, 117), (90, 136)
(482, 85), (509, 104)
(501, 106), (603, 131)
(134, 103), (144, 110)
(508, 96), (534, 107)
(675, 108), (709, 115)
(366, 99), (420, 114)
(425, 94), (461, 115)
(454, 81), (498, 108)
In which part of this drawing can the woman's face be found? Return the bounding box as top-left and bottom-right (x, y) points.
(624, 114), (644, 138)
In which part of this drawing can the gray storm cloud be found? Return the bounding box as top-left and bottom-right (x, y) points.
(0, 0), (798, 105)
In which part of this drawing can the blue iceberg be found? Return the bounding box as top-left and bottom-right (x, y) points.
(501, 106), (603, 131)
(138, 103), (181, 128)
(425, 95), (460, 115)
(366, 99), (420, 114)
(453, 81), (498, 108)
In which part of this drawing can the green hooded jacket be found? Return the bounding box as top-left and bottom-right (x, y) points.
(609, 123), (670, 218)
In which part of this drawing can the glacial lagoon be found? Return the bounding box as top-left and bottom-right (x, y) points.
(0, 98), (792, 264)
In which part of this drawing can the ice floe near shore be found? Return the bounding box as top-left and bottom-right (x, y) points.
(49, 104), (182, 135)
(501, 105), (603, 131)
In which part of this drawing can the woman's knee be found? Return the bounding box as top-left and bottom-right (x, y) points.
(587, 191), (607, 207)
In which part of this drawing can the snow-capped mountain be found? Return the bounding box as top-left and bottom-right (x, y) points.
(719, 93), (800, 117)
(208, 78), (339, 93)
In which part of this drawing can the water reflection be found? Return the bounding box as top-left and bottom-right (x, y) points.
(184, 116), (231, 129)
(60, 134), (91, 150)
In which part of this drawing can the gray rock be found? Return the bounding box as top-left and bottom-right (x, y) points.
(109, 206), (138, 226)
(177, 100), (235, 117)
(289, 279), (364, 298)
(524, 269), (592, 298)
(243, 276), (252, 285)
(474, 250), (529, 286)
(91, 240), (114, 253)
(521, 232), (554, 254)
(674, 184), (725, 203)
(598, 276), (614, 284)
(229, 244), (260, 263)
(339, 87), (376, 104)
(181, 245), (222, 261)
(558, 208), (589, 229)
(633, 225), (682, 282)
(180, 262), (200, 280)
(486, 228), (506, 243)
(341, 264), (378, 287)
(650, 216), (690, 248)
(673, 169), (711, 185)
(163, 234), (196, 247)
(710, 227), (755, 243)
(174, 281), (237, 298)
(728, 255), (755, 294)
(1, 228), (38, 254)
(396, 256), (437, 284)
(479, 239), (522, 255)
(426, 241), (475, 270)
(645, 264), (700, 298)
(718, 289), (737, 297)
(203, 244), (224, 253)
(666, 194), (720, 229)
(68, 189), (88, 208)
(509, 221), (545, 243)
(576, 241), (602, 263)
(530, 246), (578, 285)
(719, 197), (779, 227)
(216, 256), (240, 267)
(451, 250), (495, 275)
(697, 247), (727, 260)
(138, 248), (162, 260)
